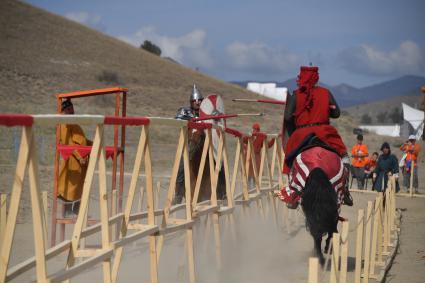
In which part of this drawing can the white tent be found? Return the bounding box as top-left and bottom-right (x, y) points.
(402, 103), (424, 139)
(246, 82), (287, 102)
(247, 82), (262, 94)
(359, 124), (400, 137)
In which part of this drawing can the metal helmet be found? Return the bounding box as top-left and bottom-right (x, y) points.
(190, 84), (203, 102)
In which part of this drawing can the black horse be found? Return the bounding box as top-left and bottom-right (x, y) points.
(301, 167), (339, 265)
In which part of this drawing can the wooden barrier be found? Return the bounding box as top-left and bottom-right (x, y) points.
(0, 194), (7, 245)
(308, 257), (319, 283)
(6, 111), (405, 283)
(310, 176), (400, 283)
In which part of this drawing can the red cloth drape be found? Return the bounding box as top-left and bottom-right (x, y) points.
(58, 145), (120, 161)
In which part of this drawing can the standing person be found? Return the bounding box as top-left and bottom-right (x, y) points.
(58, 99), (92, 217)
(244, 123), (275, 188)
(351, 134), (369, 189)
(373, 142), (399, 192)
(172, 84), (204, 204)
(400, 135), (421, 193)
(282, 65), (352, 206)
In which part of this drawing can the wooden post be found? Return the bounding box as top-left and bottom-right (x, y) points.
(182, 127), (196, 283)
(221, 130), (234, 209)
(354, 209), (365, 283)
(27, 127), (49, 282)
(97, 135), (112, 283)
(65, 125), (112, 282)
(156, 128), (186, 260)
(376, 195), (384, 266)
(42, 191), (48, 247)
(0, 127), (32, 283)
(144, 127), (159, 283)
(391, 177), (398, 231)
(308, 257), (319, 283)
(156, 181), (161, 208)
(340, 221), (349, 283)
(230, 137), (242, 199)
(383, 188), (390, 254)
(111, 189), (117, 240)
(330, 232), (340, 283)
(390, 178), (397, 232)
(191, 129), (211, 207)
(0, 194), (7, 245)
(369, 196), (381, 278)
(362, 201), (373, 283)
(138, 186), (145, 224)
(111, 125), (158, 283)
(409, 161), (414, 197)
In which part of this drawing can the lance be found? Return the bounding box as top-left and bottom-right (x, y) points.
(232, 98), (286, 105)
(192, 113), (264, 122)
(233, 98), (287, 147)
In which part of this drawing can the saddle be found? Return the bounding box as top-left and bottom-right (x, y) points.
(284, 133), (339, 169)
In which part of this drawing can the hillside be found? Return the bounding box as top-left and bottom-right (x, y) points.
(345, 94), (423, 124)
(0, 0), (402, 170)
(0, 0), (288, 134)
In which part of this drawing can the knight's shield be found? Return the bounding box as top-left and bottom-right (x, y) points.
(199, 94), (225, 161)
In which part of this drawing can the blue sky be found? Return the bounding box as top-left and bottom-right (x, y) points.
(26, 0), (425, 87)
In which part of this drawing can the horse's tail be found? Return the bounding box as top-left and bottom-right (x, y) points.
(301, 168), (339, 236)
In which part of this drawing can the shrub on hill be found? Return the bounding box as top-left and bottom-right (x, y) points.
(96, 70), (121, 85)
(361, 113), (372, 124)
(140, 40), (162, 56)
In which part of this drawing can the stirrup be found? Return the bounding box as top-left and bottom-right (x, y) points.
(343, 191), (353, 206)
(286, 202), (299, 210)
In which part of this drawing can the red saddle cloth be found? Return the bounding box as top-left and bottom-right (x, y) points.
(279, 146), (348, 208)
(58, 145), (120, 161)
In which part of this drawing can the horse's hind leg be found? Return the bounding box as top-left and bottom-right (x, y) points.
(324, 220), (338, 253)
(324, 233), (332, 253)
(314, 234), (325, 265)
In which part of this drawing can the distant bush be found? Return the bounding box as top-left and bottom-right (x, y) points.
(97, 70), (121, 85)
(360, 114), (372, 124)
(140, 40), (162, 56)
(389, 107), (403, 124)
(376, 111), (388, 123)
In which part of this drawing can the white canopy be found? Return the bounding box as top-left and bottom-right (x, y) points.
(246, 82), (287, 101)
(359, 124), (400, 137)
(402, 103), (424, 131)
(402, 103), (424, 140)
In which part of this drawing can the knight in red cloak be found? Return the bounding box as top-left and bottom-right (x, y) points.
(281, 66), (353, 207)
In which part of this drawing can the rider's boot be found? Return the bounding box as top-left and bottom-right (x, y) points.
(342, 155), (353, 206)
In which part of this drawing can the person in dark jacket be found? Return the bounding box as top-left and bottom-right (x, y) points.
(373, 142), (399, 192)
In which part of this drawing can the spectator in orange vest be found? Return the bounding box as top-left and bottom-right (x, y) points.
(400, 135), (421, 193)
(351, 134), (369, 189)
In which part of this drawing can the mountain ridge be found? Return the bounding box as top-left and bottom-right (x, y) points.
(231, 75), (425, 108)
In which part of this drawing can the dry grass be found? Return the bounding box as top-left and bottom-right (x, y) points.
(0, 0), (423, 197)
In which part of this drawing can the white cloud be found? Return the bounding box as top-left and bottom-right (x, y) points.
(338, 40), (425, 76)
(224, 41), (301, 74)
(119, 26), (214, 68)
(65, 11), (105, 31)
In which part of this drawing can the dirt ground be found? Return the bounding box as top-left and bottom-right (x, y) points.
(5, 174), (425, 283)
(1, 128), (424, 283)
